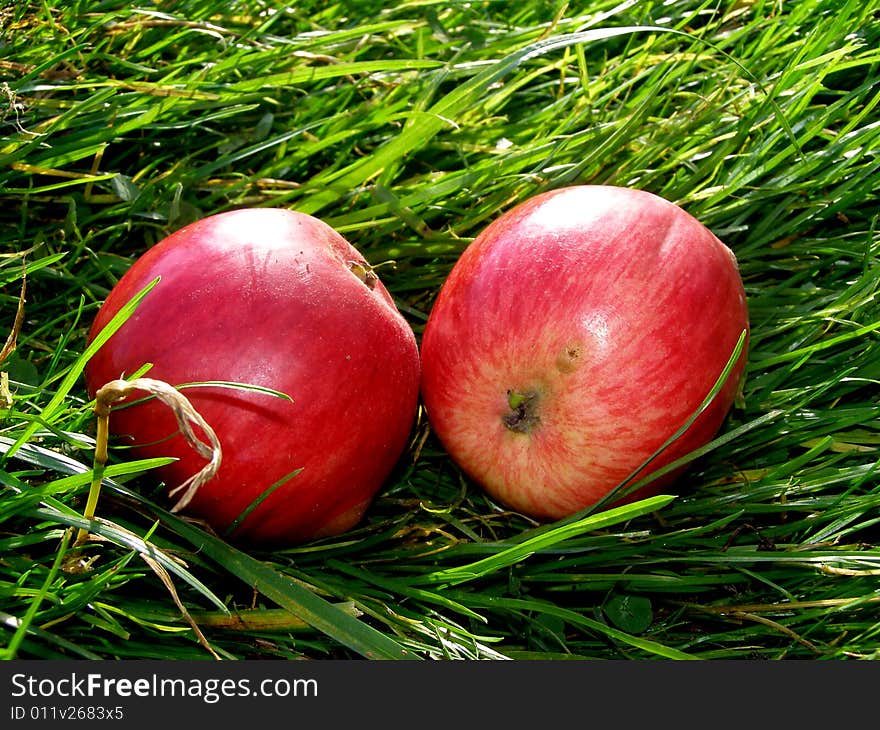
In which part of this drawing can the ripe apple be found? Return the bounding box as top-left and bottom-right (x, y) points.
(419, 185), (749, 520)
(84, 208), (420, 545)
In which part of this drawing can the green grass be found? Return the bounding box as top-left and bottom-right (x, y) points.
(1, 0), (879, 660)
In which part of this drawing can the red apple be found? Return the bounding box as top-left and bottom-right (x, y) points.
(85, 208), (420, 545)
(419, 185), (749, 520)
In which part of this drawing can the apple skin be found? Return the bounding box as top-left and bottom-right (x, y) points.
(84, 208), (420, 545)
(419, 185), (749, 520)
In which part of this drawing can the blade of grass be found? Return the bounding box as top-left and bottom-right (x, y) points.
(2, 526), (72, 660)
(419, 494), (676, 587)
(25, 507), (230, 614)
(453, 593), (698, 660)
(0, 276), (160, 464)
(295, 26), (669, 215)
(152, 506), (421, 660)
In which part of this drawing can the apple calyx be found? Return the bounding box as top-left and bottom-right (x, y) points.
(503, 388), (541, 434)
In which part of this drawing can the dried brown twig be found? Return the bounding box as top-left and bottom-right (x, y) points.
(75, 377), (222, 548)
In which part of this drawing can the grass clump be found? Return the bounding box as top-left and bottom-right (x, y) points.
(1, 0), (879, 660)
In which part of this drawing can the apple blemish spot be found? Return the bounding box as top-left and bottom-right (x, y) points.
(555, 344), (583, 374)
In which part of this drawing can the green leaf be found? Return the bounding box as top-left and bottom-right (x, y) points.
(604, 595), (654, 634)
(110, 174), (140, 202)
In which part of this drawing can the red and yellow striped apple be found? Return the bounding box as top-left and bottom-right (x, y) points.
(85, 208), (420, 545)
(419, 185), (749, 520)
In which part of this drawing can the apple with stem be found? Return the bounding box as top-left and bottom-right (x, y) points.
(419, 185), (749, 520)
(85, 208), (421, 545)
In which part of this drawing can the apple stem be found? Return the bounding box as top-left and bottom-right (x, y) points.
(503, 389), (541, 433)
(346, 260), (378, 290)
